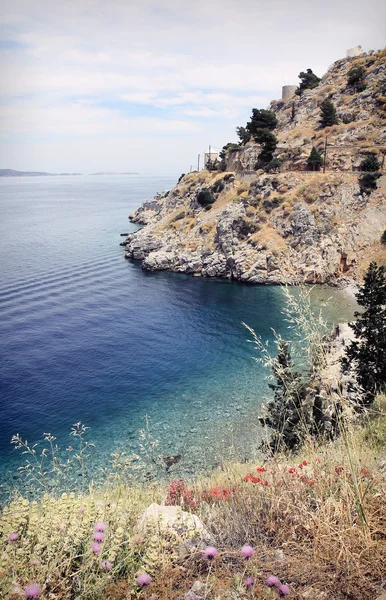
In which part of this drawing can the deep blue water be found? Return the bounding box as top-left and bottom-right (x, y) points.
(0, 175), (357, 493)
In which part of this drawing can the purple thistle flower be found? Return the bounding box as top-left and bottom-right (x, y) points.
(101, 560), (113, 571)
(79, 507), (85, 514)
(204, 546), (218, 559)
(266, 575), (281, 587)
(244, 576), (254, 588)
(95, 521), (106, 532)
(241, 544), (254, 558)
(24, 583), (41, 599)
(279, 584), (290, 596)
(92, 542), (102, 555)
(8, 532), (19, 542)
(137, 572), (152, 586)
(93, 532), (105, 542)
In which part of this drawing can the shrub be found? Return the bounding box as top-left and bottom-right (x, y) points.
(196, 188), (215, 207)
(359, 172), (381, 193)
(382, 230), (386, 245)
(360, 153), (380, 172)
(347, 66), (366, 92)
(264, 158), (282, 173)
(307, 147), (323, 171)
(319, 99), (338, 128)
(295, 68), (321, 95)
(211, 178), (225, 194)
(342, 262), (386, 406)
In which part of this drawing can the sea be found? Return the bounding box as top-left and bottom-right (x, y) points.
(0, 174), (357, 497)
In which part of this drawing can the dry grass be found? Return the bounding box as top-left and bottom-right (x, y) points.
(1, 403), (386, 599)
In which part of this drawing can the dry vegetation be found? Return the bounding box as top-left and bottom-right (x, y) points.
(1, 396), (385, 600)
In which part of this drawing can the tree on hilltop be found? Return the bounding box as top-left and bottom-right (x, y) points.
(341, 262), (386, 406)
(319, 98), (338, 128)
(295, 69), (321, 95)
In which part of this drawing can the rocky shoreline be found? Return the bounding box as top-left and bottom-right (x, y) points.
(121, 170), (385, 287)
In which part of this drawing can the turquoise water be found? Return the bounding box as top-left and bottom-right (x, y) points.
(0, 175), (357, 495)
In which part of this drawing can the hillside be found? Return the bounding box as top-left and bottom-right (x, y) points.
(123, 48), (386, 285)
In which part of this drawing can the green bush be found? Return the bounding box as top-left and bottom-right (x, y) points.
(381, 230), (386, 245)
(211, 178), (225, 194)
(360, 153), (380, 172)
(347, 66), (366, 92)
(196, 188), (215, 207)
(359, 172), (381, 193)
(264, 158), (282, 173)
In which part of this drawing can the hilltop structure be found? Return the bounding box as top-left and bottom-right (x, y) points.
(122, 48), (386, 286)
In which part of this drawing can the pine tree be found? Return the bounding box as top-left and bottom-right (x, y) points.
(254, 129), (277, 163)
(261, 341), (307, 451)
(236, 126), (251, 145)
(320, 98), (338, 128)
(342, 262), (386, 406)
(295, 68), (321, 95)
(246, 108), (278, 134)
(307, 147), (323, 171)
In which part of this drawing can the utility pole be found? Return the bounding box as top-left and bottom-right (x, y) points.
(323, 136), (328, 173)
(197, 154), (200, 171)
(190, 165), (193, 173)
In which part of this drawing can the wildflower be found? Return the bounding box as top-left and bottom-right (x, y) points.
(93, 532), (105, 542)
(7, 533), (19, 542)
(79, 507), (85, 514)
(266, 575), (281, 587)
(288, 467), (296, 474)
(101, 560), (113, 571)
(334, 465), (344, 475)
(137, 573), (152, 586)
(241, 545), (254, 558)
(92, 542), (102, 555)
(279, 584), (290, 596)
(256, 466), (267, 473)
(204, 546), (218, 559)
(24, 583), (41, 599)
(244, 576), (254, 588)
(95, 522), (106, 532)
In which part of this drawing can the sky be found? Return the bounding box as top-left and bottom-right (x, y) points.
(0, 0), (385, 175)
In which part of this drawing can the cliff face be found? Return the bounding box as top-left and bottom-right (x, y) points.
(123, 49), (386, 285)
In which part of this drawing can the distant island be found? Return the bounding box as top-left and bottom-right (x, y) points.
(0, 169), (82, 177)
(90, 172), (139, 175)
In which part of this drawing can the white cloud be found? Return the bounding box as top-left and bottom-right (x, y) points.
(0, 0), (385, 171)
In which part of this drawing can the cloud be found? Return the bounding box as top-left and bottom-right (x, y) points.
(0, 0), (385, 171)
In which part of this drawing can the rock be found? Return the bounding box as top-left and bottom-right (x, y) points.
(138, 503), (211, 541)
(162, 454), (182, 470)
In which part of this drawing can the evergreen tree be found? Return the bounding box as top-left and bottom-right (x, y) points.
(254, 129), (278, 163)
(295, 68), (321, 95)
(236, 126), (251, 145)
(342, 262), (386, 406)
(261, 341), (307, 452)
(307, 147), (323, 171)
(246, 108), (278, 136)
(320, 98), (338, 128)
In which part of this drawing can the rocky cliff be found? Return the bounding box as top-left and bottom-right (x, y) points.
(123, 48), (386, 285)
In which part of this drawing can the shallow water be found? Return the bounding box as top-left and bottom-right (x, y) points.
(0, 175), (357, 495)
